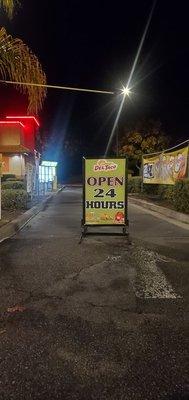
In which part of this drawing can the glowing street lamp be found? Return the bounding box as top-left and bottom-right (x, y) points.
(105, 0), (157, 156)
(121, 86), (131, 97)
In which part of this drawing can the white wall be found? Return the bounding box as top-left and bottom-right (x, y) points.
(8, 155), (26, 177)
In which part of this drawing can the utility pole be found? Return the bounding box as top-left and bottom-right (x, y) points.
(116, 124), (119, 156)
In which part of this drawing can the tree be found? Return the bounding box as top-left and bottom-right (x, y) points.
(0, 1), (46, 113)
(0, 0), (16, 18)
(119, 119), (170, 174)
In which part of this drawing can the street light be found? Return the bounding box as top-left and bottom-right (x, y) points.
(121, 86), (131, 96)
(105, 0), (157, 157)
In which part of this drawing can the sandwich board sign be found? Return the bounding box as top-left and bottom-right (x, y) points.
(81, 157), (128, 238)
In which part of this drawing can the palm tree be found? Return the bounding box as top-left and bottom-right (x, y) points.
(0, 0), (47, 113)
(0, 0), (16, 18)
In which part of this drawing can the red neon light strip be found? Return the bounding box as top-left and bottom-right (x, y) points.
(0, 121), (25, 128)
(6, 116), (40, 127)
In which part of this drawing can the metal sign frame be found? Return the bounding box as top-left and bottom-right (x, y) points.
(81, 156), (129, 240)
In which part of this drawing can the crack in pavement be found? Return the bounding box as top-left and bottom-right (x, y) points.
(84, 301), (135, 312)
(0, 245), (183, 321)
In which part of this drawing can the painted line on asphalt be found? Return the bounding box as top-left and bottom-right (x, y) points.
(133, 249), (181, 299)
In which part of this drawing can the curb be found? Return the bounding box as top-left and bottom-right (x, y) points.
(129, 196), (189, 225)
(0, 187), (64, 244)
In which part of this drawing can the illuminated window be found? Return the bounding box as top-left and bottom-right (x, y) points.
(39, 164), (57, 183)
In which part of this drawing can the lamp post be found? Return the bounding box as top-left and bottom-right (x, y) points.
(105, 86), (131, 156)
(116, 87), (131, 156)
(116, 124), (119, 157)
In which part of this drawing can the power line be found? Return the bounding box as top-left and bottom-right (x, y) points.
(0, 79), (114, 95)
(142, 139), (189, 157)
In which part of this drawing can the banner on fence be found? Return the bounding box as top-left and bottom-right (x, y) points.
(143, 146), (188, 185)
(83, 158), (127, 225)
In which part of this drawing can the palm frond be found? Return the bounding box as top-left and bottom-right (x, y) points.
(0, 27), (47, 113)
(0, 0), (17, 18)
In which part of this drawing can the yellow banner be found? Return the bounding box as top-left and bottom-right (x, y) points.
(84, 158), (126, 225)
(143, 146), (188, 185)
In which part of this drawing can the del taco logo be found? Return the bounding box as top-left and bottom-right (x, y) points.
(93, 160), (117, 172)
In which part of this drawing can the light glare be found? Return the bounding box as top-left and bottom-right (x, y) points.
(41, 161), (58, 167)
(122, 87), (131, 96)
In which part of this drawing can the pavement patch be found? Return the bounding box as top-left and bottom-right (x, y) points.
(129, 248), (182, 299)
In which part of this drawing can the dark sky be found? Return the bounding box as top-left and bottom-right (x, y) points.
(0, 0), (189, 178)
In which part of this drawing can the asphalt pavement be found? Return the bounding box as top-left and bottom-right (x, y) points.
(0, 187), (188, 400)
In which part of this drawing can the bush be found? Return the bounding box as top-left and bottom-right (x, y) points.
(128, 176), (142, 193)
(128, 176), (189, 214)
(172, 179), (189, 213)
(1, 174), (16, 182)
(2, 180), (26, 190)
(6, 178), (24, 182)
(143, 183), (159, 195)
(1, 189), (27, 209)
(157, 184), (174, 201)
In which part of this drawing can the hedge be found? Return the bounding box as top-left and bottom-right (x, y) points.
(128, 176), (189, 214)
(128, 176), (142, 193)
(172, 179), (189, 213)
(1, 174), (16, 182)
(1, 189), (27, 209)
(2, 180), (25, 190)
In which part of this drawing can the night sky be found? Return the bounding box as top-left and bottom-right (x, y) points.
(0, 0), (189, 180)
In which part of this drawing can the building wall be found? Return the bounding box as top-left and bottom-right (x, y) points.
(0, 126), (23, 146)
(0, 119), (40, 192)
(2, 154), (26, 177)
(22, 123), (36, 151)
(0, 124), (37, 152)
(1, 155), (9, 173)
